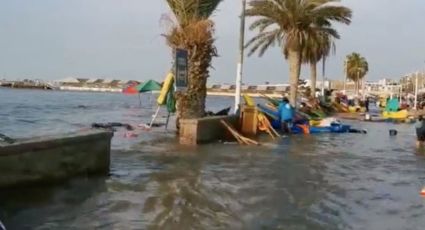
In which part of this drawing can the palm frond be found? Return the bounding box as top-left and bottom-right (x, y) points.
(166, 0), (223, 26)
(312, 5), (352, 25)
(245, 0), (352, 59)
(346, 52), (369, 81)
(245, 29), (282, 56)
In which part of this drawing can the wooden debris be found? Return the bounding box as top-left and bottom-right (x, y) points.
(220, 120), (259, 145)
(258, 113), (280, 139)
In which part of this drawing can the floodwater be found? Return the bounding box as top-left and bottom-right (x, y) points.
(1, 88), (425, 230)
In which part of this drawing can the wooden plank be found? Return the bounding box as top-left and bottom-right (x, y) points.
(220, 120), (259, 145)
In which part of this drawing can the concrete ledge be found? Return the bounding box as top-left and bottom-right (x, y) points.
(179, 115), (238, 145)
(0, 129), (113, 188)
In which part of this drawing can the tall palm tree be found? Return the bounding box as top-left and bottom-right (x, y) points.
(345, 52), (369, 96)
(164, 0), (223, 119)
(300, 32), (335, 98)
(245, 0), (352, 106)
(284, 32), (335, 98)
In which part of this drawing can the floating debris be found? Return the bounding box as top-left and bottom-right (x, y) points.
(421, 187), (425, 196)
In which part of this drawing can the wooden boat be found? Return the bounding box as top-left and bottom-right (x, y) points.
(332, 102), (349, 113)
(348, 106), (366, 113)
(382, 110), (408, 119)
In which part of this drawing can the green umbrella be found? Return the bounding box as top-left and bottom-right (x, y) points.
(166, 85), (176, 113)
(135, 80), (161, 93)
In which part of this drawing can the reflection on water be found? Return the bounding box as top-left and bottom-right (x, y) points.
(1, 89), (425, 229)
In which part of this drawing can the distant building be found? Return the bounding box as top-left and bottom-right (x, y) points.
(58, 77), (82, 87)
(399, 72), (425, 93)
(207, 83), (289, 95)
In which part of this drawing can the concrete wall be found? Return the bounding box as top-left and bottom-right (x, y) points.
(179, 115), (238, 145)
(0, 130), (113, 188)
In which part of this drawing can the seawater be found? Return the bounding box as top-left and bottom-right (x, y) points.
(1, 88), (425, 230)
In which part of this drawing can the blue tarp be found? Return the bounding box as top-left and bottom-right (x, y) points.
(385, 98), (399, 112)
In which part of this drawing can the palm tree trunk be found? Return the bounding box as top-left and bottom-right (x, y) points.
(356, 71), (360, 97)
(355, 80), (359, 96)
(354, 80), (357, 96)
(176, 70), (207, 120)
(175, 44), (212, 120)
(287, 49), (301, 106)
(310, 62), (317, 98)
(166, 21), (218, 131)
(354, 81), (357, 96)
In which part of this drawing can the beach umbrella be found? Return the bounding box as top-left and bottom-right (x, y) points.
(122, 81), (139, 95)
(166, 85), (176, 113)
(147, 75), (176, 129)
(123, 80), (161, 106)
(122, 85), (139, 95)
(135, 80), (161, 108)
(135, 80), (161, 93)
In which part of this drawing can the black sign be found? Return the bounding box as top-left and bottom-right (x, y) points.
(175, 49), (188, 91)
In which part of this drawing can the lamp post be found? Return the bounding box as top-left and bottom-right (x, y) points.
(415, 71), (419, 110)
(234, 0), (247, 112)
(343, 58), (347, 94)
(321, 55), (326, 97)
(362, 74), (366, 100)
(356, 70), (360, 97)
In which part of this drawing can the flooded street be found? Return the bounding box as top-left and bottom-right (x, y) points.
(1, 89), (425, 229)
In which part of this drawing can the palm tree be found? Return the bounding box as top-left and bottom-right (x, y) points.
(302, 32), (335, 98)
(284, 32), (335, 98)
(245, 0), (352, 106)
(164, 0), (223, 119)
(345, 52), (369, 96)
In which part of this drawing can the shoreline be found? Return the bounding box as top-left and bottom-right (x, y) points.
(1, 86), (284, 98)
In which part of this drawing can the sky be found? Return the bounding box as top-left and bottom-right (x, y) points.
(0, 0), (425, 84)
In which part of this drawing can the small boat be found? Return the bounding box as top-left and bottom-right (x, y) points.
(309, 120), (321, 126)
(382, 110), (408, 119)
(348, 106), (366, 113)
(332, 102), (349, 112)
(292, 123), (351, 134)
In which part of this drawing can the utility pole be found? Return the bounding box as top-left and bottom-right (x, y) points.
(415, 71), (419, 110)
(343, 59), (347, 94)
(321, 55), (326, 97)
(234, 0), (247, 112)
(356, 70), (360, 97)
(362, 74), (366, 100)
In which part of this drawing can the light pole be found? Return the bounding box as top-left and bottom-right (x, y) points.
(356, 70), (360, 97)
(415, 71), (419, 110)
(343, 58), (348, 94)
(321, 55), (326, 97)
(362, 75), (366, 100)
(234, 0), (247, 112)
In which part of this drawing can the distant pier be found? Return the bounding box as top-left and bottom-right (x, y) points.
(0, 80), (56, 90)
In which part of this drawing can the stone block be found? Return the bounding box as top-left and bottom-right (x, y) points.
(0, 129), (113, 188)
(179, 115), (238, 145)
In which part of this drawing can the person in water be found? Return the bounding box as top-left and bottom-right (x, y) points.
(278, 97), (294, 133)
(365, 97), (370, 112)
(416, 115), (425, 148)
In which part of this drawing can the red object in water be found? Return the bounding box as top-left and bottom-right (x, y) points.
(123, 131), (138, 138)
(421, 187), (425, 196)
(122, 85), (138, 95)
